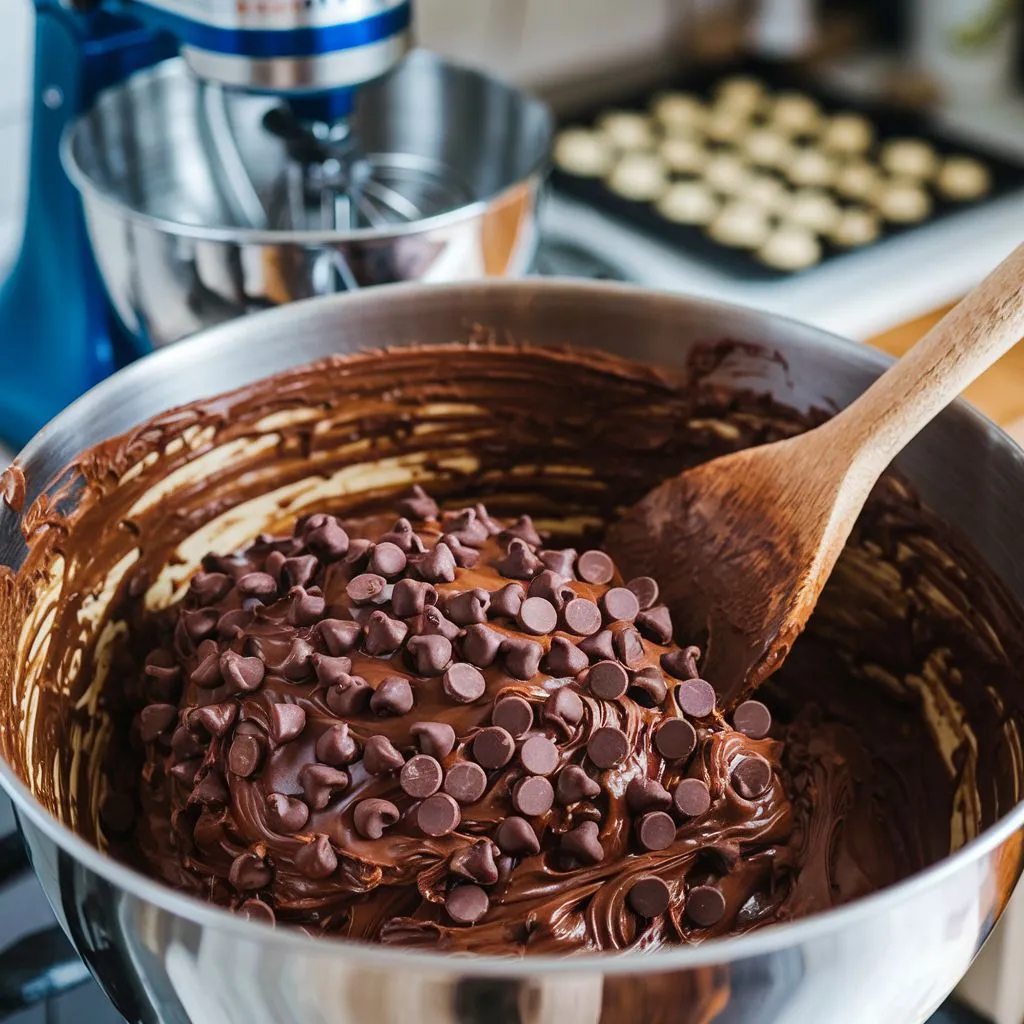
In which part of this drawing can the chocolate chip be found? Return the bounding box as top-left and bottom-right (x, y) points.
(637, 811), (676, 851)
(324, 676), (372, 716)
(379, 518), (424, 554)
(517, 596), (558, 635)
(539, 548), (577, 578)
(489, 582), (525, 619)
(629, 667), (668, 708)
(543, 687), (585, 732)
(418, 606), (460, 641)
(588, 660), (629, 700)
(391, 578), (437, 618)
(239, 899), (276, 925)
(313, 654), (355, 687)
(370, 676), (414, 716)
(602, 587), (640, 624)
(170, 758), (202, 786)
(613, 625), (646, 668)
(364, 611), (408, 655)
(446, 884), (489, 925)
(99, 793), (136, 835)
(274, 638), (316, 682)
(556, 765), (601, 805)
(442, 508), (490, 547)
(318, 619), (362, 655)
(579, 630), (615, 663)
(624, 576), (659, 612)
(266, 792), (309, 833)
(673, 778), (711, 817)
(543, 637), (589, 677)
(190, 702), (237, 738)
(629, 877), (670, 918)
(732, 755), (772, 799)
(418, 541), (457, 584)
(400, 754), (444, 798)
(472, 726), (515, 769)
(447, 536), (481, 569)
(347, 573), (387, 605)
(636, 605), (673, 645)
(216, 609), (251, 640)
(269, 703), (306, 745)
(299, 764), (350, 809)
(229, 850), (273, 890)
(495, 816), (540, 856)
(316, 723), (359, 766)
(139, 703), (177, 743)
(561, 820), (604, 864)
(353, 798), (401, 839)
(492, 696), (533, 738)
(443, 761), (488, 804)
(655, 718), (697, 761)
(577, 550), (615, 585)
(461, 624), (503, 668)
(587, 727), (629, 769)
(362, 735), (405, 776)
(563, 598), (602, 636)
(368, 542), (407, 578)
(295, 835), (337, 880)
(676, 679), (716, 718)
(527, 570), (572, 609)
(513, 776), (554, 816)
(343, 538), (374, 570)
(733, 700), (772, 739)
(443, 663), (486, 704)
(189, 571), (233, 605)
(501, 637), (543, 680)
(145, 648), (182, 681)
(228, 734), (262, 777)
(406, 634), (453, 675)
(411, 721), (456, 759)
(183, 609), (220, 644)
(687, 885), (726, 927)
(189, 651), (222, 688)
(396, 484), (438, 521)
(287, 586), (325, 626)
(520, 736), (559, 776)
(445, 588), (491, 626)
(265, 550), (288, 581)
(281, 555), (318, 590)
(418, 793), (461, 837)
(305, 519), (349, 561)
(171, 725), (204, 760)
(496, 539), (542, 580)
(661, 645), (701, 680)
(501, 515), (542, 548)
(625, 777), (672, 813)
(237, 572), (278, 599)
(450, 839), (499, 885)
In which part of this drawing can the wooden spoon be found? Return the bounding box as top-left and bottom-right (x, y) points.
(605, 242), (1024, 708)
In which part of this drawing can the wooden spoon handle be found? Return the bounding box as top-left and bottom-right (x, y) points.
(826, 241), (1024, 476)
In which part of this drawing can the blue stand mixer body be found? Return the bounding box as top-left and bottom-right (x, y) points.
(0, 0), (411, 450)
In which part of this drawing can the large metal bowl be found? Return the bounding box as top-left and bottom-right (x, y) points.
(2, 280), (1024, 1024)
(61, 53), (552, 350)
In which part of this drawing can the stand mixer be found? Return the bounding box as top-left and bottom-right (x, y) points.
(0, 1), (550, 450)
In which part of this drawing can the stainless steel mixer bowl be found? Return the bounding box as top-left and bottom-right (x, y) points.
(2, 280), (1024, 1024)
(61, 52), (552, 350)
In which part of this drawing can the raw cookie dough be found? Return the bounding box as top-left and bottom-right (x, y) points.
(606, 152), (668, 202)
(713, 75), (766, 115)
(656, 181), (720, 225)
(880, 138), (939, 181)
(707, 200), (772, 249)
(596, 110), (656, 151)
(875, 178), (933, 223)
(659, 136), (708, 175)
(704, 107), (751, 145)
(822, 113), (874, 155)
(757, 224), (822, 270)
(742, 128), (794, 169)
(744, 173), (791, 215)
(650, 91), (707, 132)
(831, 207), (881, 247)
(787, 188), (841, 233)
(553, 128), (616, 178)
(770, 92), (822, 136)
(786, 147), (835, 188)
(703, 152), (752, 195)
(835, 160), (882, 202)
(936, 156), (992, 201)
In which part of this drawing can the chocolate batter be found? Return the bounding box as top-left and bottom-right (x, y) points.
(1, 341), (1021, 956)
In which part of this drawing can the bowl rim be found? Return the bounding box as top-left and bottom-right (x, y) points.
(60, 51), (554, 246)
(4, 277), (1024, 974)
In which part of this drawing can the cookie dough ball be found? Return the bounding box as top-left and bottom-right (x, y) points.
(707, 200), (772, 249)
(713, 75), (766, 115)
(787, 188), (841, 233)
(554, 128), (615, 178)
(822, 113), (874, 155)
(770, 92), (822, 136)
(875, 178), (932, 222)
(880, 138), (939, 180)
(656, 181), (720, 225)
(835, 160), (882, 201)
(596, 110), (656, 151)
(659, 136), (708, 175)
(606, 152), (668, 201)
(650, 91), (707, 132)
(742, 128), (794, 169)
(831, 207), (881, 247)
(704, 152), (752, 195)
(786, 147), (835, 188)
(757, 224), (822, 270)
(704, 107), (751, 145)
(937, 155), (992, 201)
(744, 173), (791, 215)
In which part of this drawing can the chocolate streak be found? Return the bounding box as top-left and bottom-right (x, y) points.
(1, 342), (1023, 957)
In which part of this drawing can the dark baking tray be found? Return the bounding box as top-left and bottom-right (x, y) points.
(551, 58), (1024, 279)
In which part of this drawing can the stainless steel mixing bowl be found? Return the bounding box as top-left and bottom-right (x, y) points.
(61, 53), (552, 350)
(2, 280), (1024, 1024)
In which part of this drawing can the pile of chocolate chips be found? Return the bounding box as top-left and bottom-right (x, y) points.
(128, 486), (775, 938)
